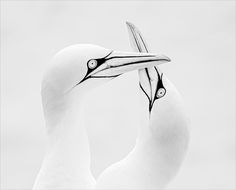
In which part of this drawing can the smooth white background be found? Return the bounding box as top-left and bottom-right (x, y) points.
(1, 1), (235, 189)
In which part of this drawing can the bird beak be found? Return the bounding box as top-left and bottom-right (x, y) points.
(125, 21), (168, 112)
(88, 50), (170, 78)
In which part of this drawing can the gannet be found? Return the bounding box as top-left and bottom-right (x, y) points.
(33, 44), (170, 189)
(95, 22), (190, 189)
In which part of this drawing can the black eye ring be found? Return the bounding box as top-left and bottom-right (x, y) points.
(156, 88), (166, 98)
(88, 59), (98, 69)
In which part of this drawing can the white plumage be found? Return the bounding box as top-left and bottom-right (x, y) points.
(95, 22), (190, 189)
(33, 42), (169, 189)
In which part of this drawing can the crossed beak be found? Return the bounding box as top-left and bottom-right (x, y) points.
(88, 50), (171, 79)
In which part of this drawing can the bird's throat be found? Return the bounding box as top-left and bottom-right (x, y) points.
(34, 95), (95, 189)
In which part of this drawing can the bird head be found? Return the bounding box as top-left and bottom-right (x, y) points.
(41, 44), (170, 127)
(139, 66), (186, 118)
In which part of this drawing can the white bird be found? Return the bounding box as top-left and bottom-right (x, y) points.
(95, 22), (190, 189)
(33, 44), (170, 189)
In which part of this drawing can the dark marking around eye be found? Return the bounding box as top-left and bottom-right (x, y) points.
(139, 68), (166, 113)
(76, 51), (113, 85)
(150, 68), (166, 111)
(153, 67), (166, 100)
(85, 51), (113, 76)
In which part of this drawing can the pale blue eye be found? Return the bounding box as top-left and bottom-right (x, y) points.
(88, 59), (97, 69)
(157, 88), (165, 98)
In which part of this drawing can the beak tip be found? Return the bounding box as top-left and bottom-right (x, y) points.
(162, 55), (171, 62)
(126, 21), (134, 28)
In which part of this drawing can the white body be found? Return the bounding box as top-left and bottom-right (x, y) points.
(33, 43), (169, 189)
(96, 22), (190, 189)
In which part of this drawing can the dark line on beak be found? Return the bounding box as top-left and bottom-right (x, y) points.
(105, 54), (155, 61)
(108, 59), (167, 69)
(130, 24), (142, 52)
(129, 24), (153, 110)
(138, 32), (149, 53)
(90, 74), (121, 79)
(104, 51), (113, 59)
(71, 74), (121, 92)
(139, 83), (151, 107)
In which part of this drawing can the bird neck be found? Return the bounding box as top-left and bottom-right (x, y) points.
(46, 99), (90, 166)
(134, 82), (190, 186)
(34, 92), (95, 189)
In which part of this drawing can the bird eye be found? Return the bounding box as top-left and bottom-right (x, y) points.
(156, 88), (166, 98)
(88, 59), (98, 69)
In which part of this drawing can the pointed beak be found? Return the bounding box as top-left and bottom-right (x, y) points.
(90, 50), (170, 78)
